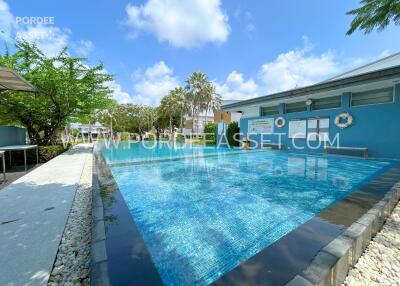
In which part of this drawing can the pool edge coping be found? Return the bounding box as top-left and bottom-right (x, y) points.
(91, 150), (111, 286)
(285, 182), (400, 286)
(91, 143), (165, 286)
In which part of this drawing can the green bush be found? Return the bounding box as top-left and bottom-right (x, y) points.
(38, 145), (67, 162)
(203, 123), (217, 145)
(227, 122), (240, 147)
(8, 144), (67, 167)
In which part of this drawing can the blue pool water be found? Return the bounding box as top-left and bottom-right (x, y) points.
(101, 141), (237, 164)
(104, 146), (392, 286)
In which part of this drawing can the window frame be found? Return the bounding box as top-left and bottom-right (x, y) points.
(350, 87), (394, 108)
(307, 117), (330, 142)
(285, 101), (307, 114)
(311, 95), (342, 111)
(260, 105), (279, 117)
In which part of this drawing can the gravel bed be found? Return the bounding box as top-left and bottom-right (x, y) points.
(48, 153), (93, 286)
(343, 200), (400, 286)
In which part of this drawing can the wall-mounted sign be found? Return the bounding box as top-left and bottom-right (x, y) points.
(248, 118), (274, 134)
(288, 120), (307, 139)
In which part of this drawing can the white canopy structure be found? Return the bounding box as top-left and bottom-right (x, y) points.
(0, 66), (36, 92)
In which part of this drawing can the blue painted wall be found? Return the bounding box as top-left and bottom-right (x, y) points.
(0, 126), (27, 147)
(238, 84), (400, 159)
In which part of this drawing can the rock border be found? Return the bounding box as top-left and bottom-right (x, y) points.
(48, 151), (93, 286)
(286, 182), (400, 286)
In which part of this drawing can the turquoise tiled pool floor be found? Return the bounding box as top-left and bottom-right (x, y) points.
(106, 149), (392, 286)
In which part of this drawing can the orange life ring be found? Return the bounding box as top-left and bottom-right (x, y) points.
(335, 112), (353, 129)
(275, 116), (286, 128)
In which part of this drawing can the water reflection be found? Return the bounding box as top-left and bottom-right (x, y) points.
(109, 151), (391, 286)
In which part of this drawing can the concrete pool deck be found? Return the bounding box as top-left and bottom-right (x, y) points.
(0, 144), (92, 286)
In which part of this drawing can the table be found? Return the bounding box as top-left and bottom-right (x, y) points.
(0, 151), (5, 181)
(0, 145), (39, 172)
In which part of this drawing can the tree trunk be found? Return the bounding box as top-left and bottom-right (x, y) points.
(180, 108), (184, 132)
(205, 103), (209, 125)
(169, 114), (173, 136)
(191, 107), (195, 133)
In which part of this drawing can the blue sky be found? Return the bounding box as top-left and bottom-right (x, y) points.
(1, 0), (399, 105)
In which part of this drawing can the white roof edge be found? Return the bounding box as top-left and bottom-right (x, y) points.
(322, 51), (400, 83)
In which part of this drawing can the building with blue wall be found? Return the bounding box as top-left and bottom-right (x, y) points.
(0, 126), (27, 147)
(221, 52), (400, 159)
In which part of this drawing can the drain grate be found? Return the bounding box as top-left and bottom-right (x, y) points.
(44, 207), (55, 211)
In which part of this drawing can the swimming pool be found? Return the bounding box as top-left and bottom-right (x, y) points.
(101, 141), (239, 164)
(102, 145), (394, 286)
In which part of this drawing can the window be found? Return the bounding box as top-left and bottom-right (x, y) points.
(288, 119), (307, 139)
(308, 118), (329, 141)
(312, 96), (341, 111)
(351, 88), (394, 107)
(285, 101), (307, 113)
(260, 105), (279, 116)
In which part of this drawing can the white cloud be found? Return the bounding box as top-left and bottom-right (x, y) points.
(216, 37), (371, 99)
(16, 26), (95, 58)
(131, 61), (179, 105)
(215, 71), (259, 100)
(106, 80), (132, 104)
(0, 0), (14, 41)
(0, 0), (93, 57)
(233, 8), (255, 35)
(259, 37), (342, 93)
(125, 0), (230, 48)
(16, 25), (70, 57)
(378, 49), (391, 59)
(71, 40), (94, 57)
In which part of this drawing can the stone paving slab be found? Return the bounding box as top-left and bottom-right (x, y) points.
(0, 144), (92, 286)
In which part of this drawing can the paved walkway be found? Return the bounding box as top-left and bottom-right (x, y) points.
(0, 164), (43, 190)
(0, 144), (92, 286)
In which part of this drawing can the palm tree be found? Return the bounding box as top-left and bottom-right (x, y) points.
(346, 0), (400, 35)
(186, 71), (210, 133)
(159, 91), (181, 135)
(204, 83), (221, 125)
(171, 87), (187, 132)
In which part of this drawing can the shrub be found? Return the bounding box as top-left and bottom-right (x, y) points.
(25, 145), (67, 163)
(38, 145), (67, 162)
(227, 122), (240, 147)
(203, 123), (217, 145)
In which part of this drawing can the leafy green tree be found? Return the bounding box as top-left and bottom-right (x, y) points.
(347, 0), (400, 34)
(205, 83), (222, 125)
(172, 87), (187, 131)
(98, 103), (154, 136)
(0, 41), (114, 145)
(159, 90), (181, 134)
(227, 121), (240, 147)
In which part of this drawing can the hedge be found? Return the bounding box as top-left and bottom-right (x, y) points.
(227, 122), (240, 147)
(203, 123), (217, 145)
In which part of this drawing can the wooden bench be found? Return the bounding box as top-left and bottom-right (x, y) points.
(262, 142), (284, 150)
(324, 146), (368, 158)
